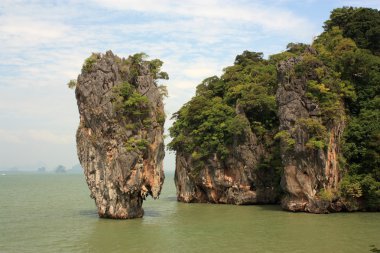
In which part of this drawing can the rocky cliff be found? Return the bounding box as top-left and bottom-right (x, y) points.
(75, 51), (165, 219)
(172, 49), (349, 212)
(169, 7), (380, 213)
(174, 109), (280, 205)
(276, 51), (346, 213)
(170, 52), (281, 205)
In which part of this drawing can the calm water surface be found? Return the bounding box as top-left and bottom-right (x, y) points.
(0, 173), (379, 253)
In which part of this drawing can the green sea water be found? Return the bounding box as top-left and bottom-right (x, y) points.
(0, 173), (379, 253)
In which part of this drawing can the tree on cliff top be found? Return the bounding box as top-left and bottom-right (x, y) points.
(169, 50), (280, 178)
(169, 6), (380, 210)
(324, 7), (380, 55)
(316, 7), (380, 209)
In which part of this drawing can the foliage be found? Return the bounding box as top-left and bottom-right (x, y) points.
(340, 174), (380, 209)
(340, 175), (363, 198)
(317, 8), (380, 208)
(122, 52), (169, 84)
(131, 52), (149, 63)
(168, 95), (239, 160)
(128, 53), (147, 83)
(324, 7), (380, 55)
(268, 51), (296, 65)
(125, 137), (149, 152)
(342, 106), (380, 177)
(169, 50), (280, 165)
(67, 79), (77, 89)
(294, 53), (323, 77)
(149, 59), (169, 80)
(113, 53), (168, 128)
(291, 42), (356, 125)
(286, 43), (309, 55)
(112, 62), (150, 152)
(113, 81), (151, 130)
(82, 53), (99, 72)
(274, 130), (295, 149)
(318, 188), (334, 201)
(168, 7), (380, 209)
(305, 138), (326, 150)
(296, 118), (328, 150)
(115, 53), (168, 153)
(157, 111), (166, 126)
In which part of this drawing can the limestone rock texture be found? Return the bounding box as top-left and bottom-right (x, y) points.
(175, 110), (280, 205)
(276, 54), (345, 213)
(75, 51), (165, 219)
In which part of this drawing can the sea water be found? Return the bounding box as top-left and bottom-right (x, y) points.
(0, 173), (379, 253)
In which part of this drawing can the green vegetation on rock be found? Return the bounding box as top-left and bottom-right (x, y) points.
(82, 53), (100, 73)
(324, 7), (380, 55)
(67, 79), (77, 89)
(317, 7), (380, 209)
(168, 51), (279, 161)
(113, 81), (151, 123)
(111, 53), (169, 153)
(170, 6), (380, 210)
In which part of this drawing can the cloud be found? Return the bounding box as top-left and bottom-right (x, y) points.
(92, 0), (315, 35)
(170, 80), (197, 90)
(0, 129), (22, 143)
(182, 61), (221, 79)
(0, 128), (73, 144)
(0, 0), (324, 168)
(0, 16), (70, 46)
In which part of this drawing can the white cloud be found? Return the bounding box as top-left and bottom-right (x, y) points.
(0, 0), (330, 169)
(92, 0), (315, 36)
(170, 80), (197, 90)
(0, 128), (73, 144)
(0, 16), (70, 47)
(183, 63), (221, 79)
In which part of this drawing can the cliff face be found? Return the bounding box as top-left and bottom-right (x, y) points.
(170, 8), (380, 212)
(276, 54), (346, 213)
(75, 51), (165, 219)
(175, 111), (280, 205)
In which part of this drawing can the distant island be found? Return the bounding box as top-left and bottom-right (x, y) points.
(0, 164), (83, 174)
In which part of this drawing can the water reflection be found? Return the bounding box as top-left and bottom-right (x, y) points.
(79, 209), (98, 217)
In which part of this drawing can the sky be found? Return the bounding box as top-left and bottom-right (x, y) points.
(0, 0), (379, 171)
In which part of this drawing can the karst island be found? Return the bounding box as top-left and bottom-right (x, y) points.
(72, 7), (379, 218)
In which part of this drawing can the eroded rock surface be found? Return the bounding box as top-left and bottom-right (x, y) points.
(75, 51), (165, 219)
(175, 110), (280, 205)
(276, 54), (346, 213)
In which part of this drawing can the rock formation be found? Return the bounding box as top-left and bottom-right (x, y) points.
(276, 52), (346, 213)
(75, 51), (165, 219)
(175, 109), (280, 205)
(170, 52), (281, 205)
(170, 7), (380, 213)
